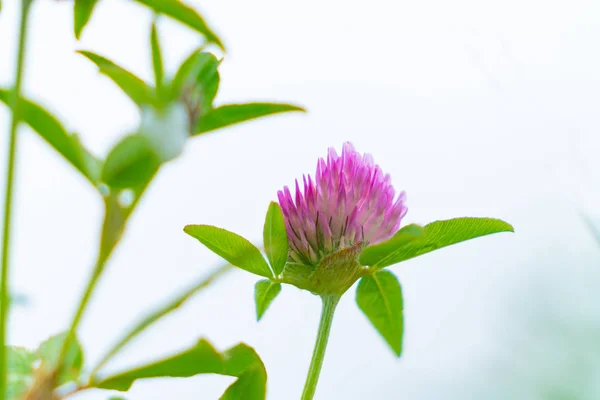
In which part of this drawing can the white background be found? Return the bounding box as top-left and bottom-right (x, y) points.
(2, 0), (600, 398)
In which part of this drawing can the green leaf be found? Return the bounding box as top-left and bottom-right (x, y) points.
(102, 134), (160, 189)
(184, 225), (273, 278)
(356, 270), (403, 356)
(6, 347), (36, 400)
(195, 103), (305, 135)
(133, 0), (224, 50)
(359, 224), (424, 268)
(150, 22), (164, 96)
(254, 280), (281, 321)
(359, 217), (514, 269)
(74, 0), (98, 39)
(220, 368), (265, 400)
(0, 89), (101, 184)
(91, 264), (232, 379)
(169, 50), (220, 124)
(79, 51), (156, 107)
(93, 339), (266, 400)
(263, 202), (288, 276)
(171, 50), (213, 97)
(37, 333), (84, 385)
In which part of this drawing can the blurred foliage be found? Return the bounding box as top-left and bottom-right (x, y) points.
(1, 0), (304, 398)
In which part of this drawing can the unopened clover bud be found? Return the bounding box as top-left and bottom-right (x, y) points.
(140, 102), (189, 162)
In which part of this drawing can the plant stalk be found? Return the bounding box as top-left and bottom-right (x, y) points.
(58, 194), (127, 365)
(0, 0), (33, 397)
(300, 294), (340, 400)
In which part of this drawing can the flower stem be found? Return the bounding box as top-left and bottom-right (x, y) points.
(0, 0), (33, 397)
(301, 294), (340, 400)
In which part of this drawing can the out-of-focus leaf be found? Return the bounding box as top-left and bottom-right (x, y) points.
(79, 51), (156, 107)
(360, 217), (514, 269)
(93, 339), (266, 400)
(254, 280), (281, 321)
(6, 347), (36, 400)
(356, 270), (403, 356)
(169, 51), (219, 128)
(184, 225), (273, 278)
(37, 332), (84, 386)
(102, 134), (160, 189)
(74, 0), (98, 39)
(195, 103), (306, 135)
(220, 368), (266, 400)
(5, 333), (84, 399)
(91, 264), (232, 379)
(0, 89), (101, 184)
(170, 50), (215, 97)
(133, 0), (224, 50)
(263, 202), (288, 276)
(150, 22), (164, 96)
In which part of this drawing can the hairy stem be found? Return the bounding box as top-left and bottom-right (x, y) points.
(301, 294), (340, 400)
(0, 0), (33, 397)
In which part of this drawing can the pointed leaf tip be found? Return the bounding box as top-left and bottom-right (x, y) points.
(194, 103), (306, 135)
(78, 51), (155, 107)
(74, 0), (98, 39)
(254, 280), (282, 321)
(185, 224), (273, 278)
(356, 270), (403, 356)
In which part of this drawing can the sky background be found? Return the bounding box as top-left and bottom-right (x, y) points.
(2, 0), (600, 398)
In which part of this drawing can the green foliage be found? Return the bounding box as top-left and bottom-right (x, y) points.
(184, 225), (273, 278)
(102, 134), (160, 189)
(5, 347), (35, 400)
(74, 0), (98, 39)
(93, 339), (266, 400)
(195, 103), (306, 135)
(360, 217), (514, 269)
(91, 264), (232, 379)
(356, 270), (403, 356)
(169, 50), (220, 129)
(254, 280), (282, 321)
(150, 22), (165, 96)
(133, 0), (224, 50)
(4, 333), (84, 399)
(170, 50), (215, 99)
(38, 332), (84, 386)
(0, 89), (101, 184)
(263, 202), (289, 276)
(79, 51), (156, 107)
(359, 224), (424, 267)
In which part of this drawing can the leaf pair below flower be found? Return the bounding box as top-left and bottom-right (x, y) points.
(355, 217), (513, 356)
(185, 202), (290, 321)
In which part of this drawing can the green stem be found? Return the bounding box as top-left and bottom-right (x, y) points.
(0, 0), (32, 397)
(88, 262), (233, 381)
(58, 194), (126, 365)
(301, 294), (340, 400)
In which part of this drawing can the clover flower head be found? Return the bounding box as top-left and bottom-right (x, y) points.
(277, 142), (407, 265)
